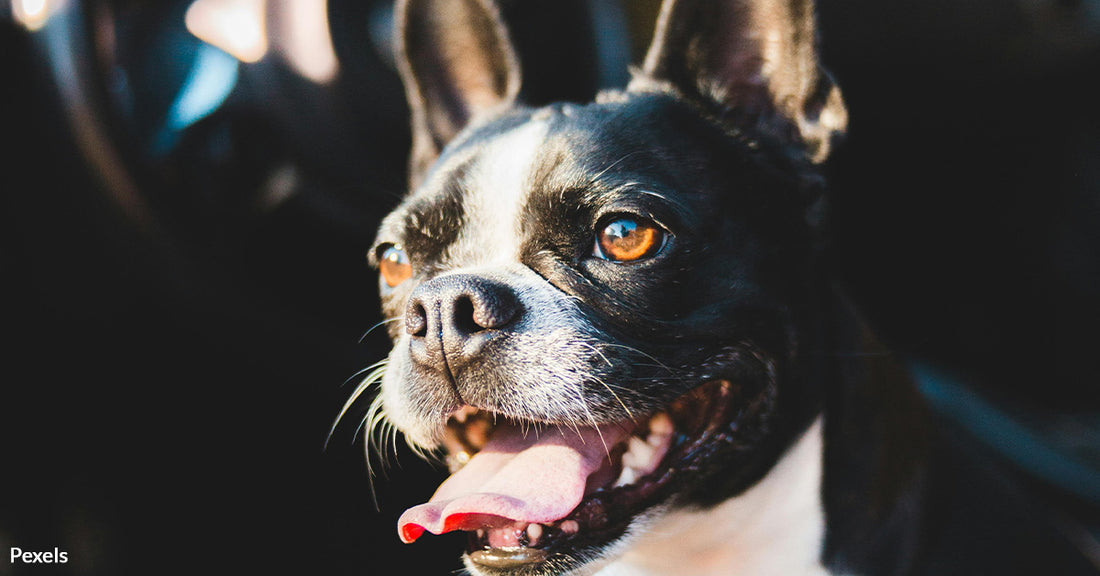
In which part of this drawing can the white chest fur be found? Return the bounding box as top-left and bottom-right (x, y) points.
(595, 417), (830, 576)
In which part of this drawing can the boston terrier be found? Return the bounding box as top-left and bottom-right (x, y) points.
(333, 0), (1093, 574)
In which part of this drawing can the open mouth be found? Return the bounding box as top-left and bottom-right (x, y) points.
(397, 379), (747, 572)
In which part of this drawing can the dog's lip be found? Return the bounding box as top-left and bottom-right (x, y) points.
(445, 380), (742, 570)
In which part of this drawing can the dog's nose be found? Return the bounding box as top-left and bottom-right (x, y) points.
(404, 274), (521, 372)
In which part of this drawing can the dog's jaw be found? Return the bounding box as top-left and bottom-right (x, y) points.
(447, 418), (828, 576)
(593, 418), (828, 576)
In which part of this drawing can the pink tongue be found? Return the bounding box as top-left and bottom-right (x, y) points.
(398, 422), (628, 543)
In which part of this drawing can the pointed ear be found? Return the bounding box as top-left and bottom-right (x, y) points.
(635, 0), (847, 163)
(396, 0), (521, 188)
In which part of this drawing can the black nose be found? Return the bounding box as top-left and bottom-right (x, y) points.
(405, 274), (521, 372)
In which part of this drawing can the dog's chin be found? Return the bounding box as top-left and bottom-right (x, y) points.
(399, 379), (767, 576)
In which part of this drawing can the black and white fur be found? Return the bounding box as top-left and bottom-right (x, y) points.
(360, 0), (944, 574)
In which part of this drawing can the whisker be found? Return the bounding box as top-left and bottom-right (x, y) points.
(585, 151), (642, 187)
(360, 392), (390, 509)
(576, 382), (614, 464)
(577, 341), (614, 368)
(340, 358), (390, 388)
(555, 418), (585, 447)
(326, 361), (390, 449)
(358, 318), (401, 344)
(405, 434), (435, 463)
(361, 393), (390, 454)
(590, 372), (636, 424)
(599, 343), (676, 374)
(576, 341), (636, 423)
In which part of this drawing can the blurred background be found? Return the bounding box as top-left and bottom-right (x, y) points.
(0, 0), (1097, 574)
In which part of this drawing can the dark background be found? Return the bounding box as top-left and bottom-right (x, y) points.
(1, 0), (1097, 574)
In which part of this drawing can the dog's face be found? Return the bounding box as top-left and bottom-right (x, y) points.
(363, 0), (846, 574)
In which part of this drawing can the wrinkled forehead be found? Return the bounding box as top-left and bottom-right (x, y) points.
(439, 116), (553, 268)
(379, 97), (714, 268)
(383, 108), (592, 266)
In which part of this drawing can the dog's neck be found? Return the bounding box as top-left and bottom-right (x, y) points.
(596, 417), (829, 576)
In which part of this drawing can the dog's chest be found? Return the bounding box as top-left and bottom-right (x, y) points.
(595, 418), (831, 576)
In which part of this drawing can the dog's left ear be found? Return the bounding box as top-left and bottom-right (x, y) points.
(396, 0), (521, 188)
(634, 0), (847, 163)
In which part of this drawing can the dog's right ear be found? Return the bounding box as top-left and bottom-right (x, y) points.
(396, 0), (521, 189)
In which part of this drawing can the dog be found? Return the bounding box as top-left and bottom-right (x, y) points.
(336, 0), (1092, 574)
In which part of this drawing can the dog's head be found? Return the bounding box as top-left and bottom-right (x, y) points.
(366, 0), (846, 573)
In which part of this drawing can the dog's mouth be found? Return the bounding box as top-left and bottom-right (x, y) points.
(397, 379), (746, 572)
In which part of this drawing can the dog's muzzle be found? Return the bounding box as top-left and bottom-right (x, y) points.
(405, 274), (523, 386)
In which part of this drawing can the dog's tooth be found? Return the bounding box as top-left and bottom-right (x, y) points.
(622, 436), (655, 469)
(452, 405), (478, 424)
(446, 450), (471, 473)
(560, 520), (580, 535)
(647, 427), (672, 448)
(615, 467), (638, 487)
(647, 414), (673, 450)
(467, 420), (490, 449)
(649, 413), (673, 437)
(526, 523), (543, 546)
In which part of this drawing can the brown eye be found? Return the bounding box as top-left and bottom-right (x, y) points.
(595, 217), (666, 262)
(378, 245), (412, 287)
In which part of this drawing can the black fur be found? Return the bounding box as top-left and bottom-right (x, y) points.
(362, 0), (1095, 574)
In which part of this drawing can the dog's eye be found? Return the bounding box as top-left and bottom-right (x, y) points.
(594, 217), (666, 262)
(378, 244), (413, 287)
